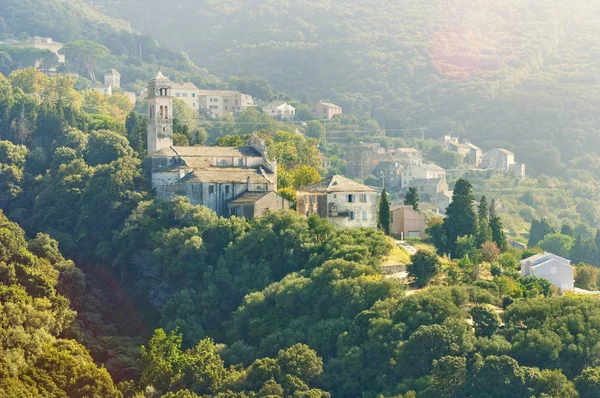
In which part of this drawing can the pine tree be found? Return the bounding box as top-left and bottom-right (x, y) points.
(404, 186), (419, 210)
(379, 188), (390, 235)
(444, 179), (477, 255)
(528, 218), (555, 247)
(476, 195), (492, 247)
(478, 196), (488, 220)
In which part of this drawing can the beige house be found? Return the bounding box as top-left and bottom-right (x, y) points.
(390, 205), (426, 238)
(448, 141), (471, 157)
(12, 36), (65, 63)
(482, 148), (515, 172)
(463, 141), (482, 167)
(263, 102), (295, 120)
(228, 191), (290, 218)
(520, 252), (574, 292)
(407, 178), (449, 200)
(199, 90), (254, 118)
(313, 101), (342, 120)
(401, 163), (446, 189)
(104, 69), (121, 88)
(172, 82), (200, 110)
(296, 175), (377, 229)
(146, 73), (281, 218)
(394, 148), (423, 167)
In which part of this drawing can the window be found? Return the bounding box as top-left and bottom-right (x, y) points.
(333, 194), (337, 199)
(347, 194), (355, 203)
(220, 160), (228, 166)
(182, 93), (188, 97)
(209, 186), (214, 194)
(193, 103), (196, 107)
(175, 92), (181, 97)
(238, 159), (244, 166)
(233, 207), (241, 216)
(360, 194), (367, 203)
(550, 267), (558, 275)
(224, 99), (229, 103)
(349, 211), (356, 221)
(225, 185), (230, 194)
(362, 211), (368, 220)
(192, 93), (196, 97)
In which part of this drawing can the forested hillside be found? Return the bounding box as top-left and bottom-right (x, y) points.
(85, 0), (600, 176)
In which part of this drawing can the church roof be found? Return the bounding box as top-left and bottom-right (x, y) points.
(148, 146), (262, 158)
(298, 175), (375, 193)
(179, 168), (273, 184)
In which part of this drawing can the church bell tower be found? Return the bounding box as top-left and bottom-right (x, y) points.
(147, 71), (173, 154)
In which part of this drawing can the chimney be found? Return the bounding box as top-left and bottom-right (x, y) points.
(246, 176), (250, 191)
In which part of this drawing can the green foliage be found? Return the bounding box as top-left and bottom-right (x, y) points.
(469, 306), (500, 338)
(407, 249), (441, 288)
(404, 187), (419, 210)
(529, 219), (556, 247)
(538, 233), (574, 258)
(379, 188), (390, 235)
(444, 179), (477, 255)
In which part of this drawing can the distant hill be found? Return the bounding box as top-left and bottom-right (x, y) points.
(85, 0), (600, 175)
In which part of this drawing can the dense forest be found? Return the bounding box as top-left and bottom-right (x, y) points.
(1, 68), (600, 397)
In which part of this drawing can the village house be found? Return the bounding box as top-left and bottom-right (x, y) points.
(313, 101), (342, 120)
(390, 205), (426, 238)
(319, 153), (332, 170)
(145, 72), (288, 217)
(463, 141), (482, 167)
(481, 148), (516, 172)
(11, 36), (65, 63)
(263, 102), (295, 120)
(171, 82), (200, 110)
(372, 161), (402, 188)
(401, 162), (446, 189)
(104, 69), (121, 88)
(345, 143), (379, 179)
(89, 83), (112, 95)
(406, 178), (449, 200)
(394, 148), (423, 167)
(228, 191), (290, 218)
(198, 90), (254, 118)
(448, 141), (471, 157)
(433, 191), (453, 214)
(296, 175), (377, 229)
(520, 252), (574, 291)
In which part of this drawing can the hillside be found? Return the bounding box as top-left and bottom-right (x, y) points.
(86, 0), (600, 175)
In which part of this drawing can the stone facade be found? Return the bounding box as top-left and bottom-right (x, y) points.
(482, 148), (515, 172)
(296, 175), (377, 229)
(228, 191), (290, 218)
(345, 143), (377, 179)
(104, 69), (121, 88)
(146, 73), (279, 218)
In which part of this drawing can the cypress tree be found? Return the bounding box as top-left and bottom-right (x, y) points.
(379, 188), (390, 235)
(404, 186), (419, 210)
(444, 179), (477, 255)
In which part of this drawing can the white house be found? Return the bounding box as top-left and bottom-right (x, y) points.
(263, 102), (295, 120)
(520, 252), (574, 292)
(401, 162), (446, 189)
(296, 175), (377, 229)
(482, 148), (515, 172)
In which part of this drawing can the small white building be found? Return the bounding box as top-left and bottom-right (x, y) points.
(401, 162), (446, 189)
(296, 175), (377, 229)
(89, 83), (112, 95)
(520, 252), (574, 292)
(263, 102), (295, 120)
(104, 69), (121, 88)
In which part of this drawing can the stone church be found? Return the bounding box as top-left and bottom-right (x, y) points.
(146, 72), (289, 217)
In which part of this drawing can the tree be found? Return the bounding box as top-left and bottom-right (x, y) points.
(379, 188), (390, 235)
(538, 233), (574, 258)
(468, 356), (527, 398)
(407, 250), (441, 287)
(290, 165), (321, 190)
(404, 187), (419, 210)
(305, 120), (325, 142)
(489, 200), (507, 251)
(59, 41), (110, 82)
(85, 129), (133, 166)
(575, 367), (600, 398)
(216, 134), (246, 147)
(574, 264), (599, 290)
(470, 305), (500, 337)
(276, 344), (323, 382)
(295, 104), (315, 121)
(444, 179), (476, 255)
(480, 241), (500, 263)
(528, 218), (555, 247)
(140, 328), (186, 393)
